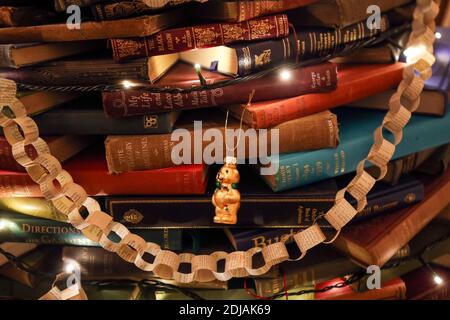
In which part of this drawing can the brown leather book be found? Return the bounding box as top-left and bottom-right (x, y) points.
(102, 62), (337, 117)
(0, 41), (105, 68)
(110, 14), (290, 61)
(289, 0), (413, 28)
(349, 89), (449, 117)
(192, 0), (319, 22)
(332, 168), (450, 267)
(0, 243), (36, 268)
(0, 6), (61, 27)
(104, 109), (339, 173)
(0, 10), (183, 43)
(16, 91), (81, 116)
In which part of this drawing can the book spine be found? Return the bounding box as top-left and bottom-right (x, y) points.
(102, 62), (337, 117)
(34, 111), (178, 135)
(235, 36), (296, 76)
(111, 14), (289, 61)
(235, 0), (318, 22)
(265, 109), (450, 192)
(0, 214), (182, 249)
(0, 45), (15, 68)
(91, 2), (152, 21)
(104, 110), (338, 173)
(0, 7), (60, 27)
(106, 176), (423, 231)
(244, 64), (404, 129)
(297, 17), (389, 60)
(0, 59), (149, 86)
(0, 174), (42, 197)
(0, 197), (68, 222)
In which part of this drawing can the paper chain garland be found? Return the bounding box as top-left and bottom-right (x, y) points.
(0, 0), (439, 299)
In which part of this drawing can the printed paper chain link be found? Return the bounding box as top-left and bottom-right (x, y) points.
(0, 0), (439, 298)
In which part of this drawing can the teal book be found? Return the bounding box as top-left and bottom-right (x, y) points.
(0, 211), (183, 250)
(260, 106), (450, 192)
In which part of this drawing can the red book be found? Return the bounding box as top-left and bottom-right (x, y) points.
(230, 63), (406, 129)
(102, 62), (338, 117)
(0, 146), (209, 197)
(111, 14), (289, 61)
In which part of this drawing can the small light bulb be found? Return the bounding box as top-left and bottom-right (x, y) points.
(0, 220), (6, 230)
(194, 64), (201, 71)
(435, 32), (442, 40)
(280, 69), (292, 81)
(434, 275), (444, 285)
(121, 80), (136, 89)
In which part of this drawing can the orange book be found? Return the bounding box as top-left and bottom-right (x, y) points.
(229, 63), (405, 129)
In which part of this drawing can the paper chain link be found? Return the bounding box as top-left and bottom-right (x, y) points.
(0, 0), (439, 299)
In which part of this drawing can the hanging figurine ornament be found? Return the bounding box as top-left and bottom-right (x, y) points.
(212, 91), (254, 225)
(212, 156), (241, 225)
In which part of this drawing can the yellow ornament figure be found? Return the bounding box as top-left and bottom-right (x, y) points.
(212, 157), (241, 225)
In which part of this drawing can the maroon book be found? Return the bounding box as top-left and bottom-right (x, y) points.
(111, 14), (289, 61)
(102, 62), (338, 117)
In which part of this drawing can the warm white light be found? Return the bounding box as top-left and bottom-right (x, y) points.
(0, 220), (6, 230)
(280, 69), (292, 81)
(435, 32), (442, 39)
(121, 80), (136, 89)
(194, 64), (201, 71)
(434, 275), (444, 285)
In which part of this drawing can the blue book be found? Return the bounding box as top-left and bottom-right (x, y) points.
(259, 106), (450, 192)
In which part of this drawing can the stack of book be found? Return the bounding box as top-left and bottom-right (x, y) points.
(0, 0), (449, 300)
